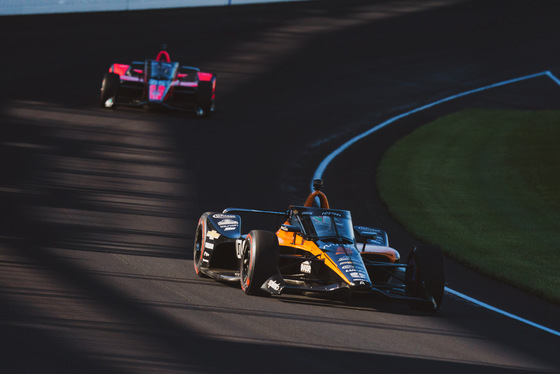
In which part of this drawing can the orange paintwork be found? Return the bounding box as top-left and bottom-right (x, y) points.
(276, 224), (353, 284)
(273, 188), (399, 286)
(361, 244), (400, 262)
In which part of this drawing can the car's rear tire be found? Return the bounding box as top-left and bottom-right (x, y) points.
(193, 221), (209, 278)
(405, 244), (445, 311)
(240, 230), (279, 296)
(100, 72), (120, 108)
(195, 78), (215, 117)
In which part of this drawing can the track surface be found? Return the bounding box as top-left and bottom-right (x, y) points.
(1, 1), (560, 372)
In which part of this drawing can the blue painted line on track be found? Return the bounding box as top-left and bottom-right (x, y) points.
(445, 287), (560, 337)
(546, 71), (560, 86)
(312, 70), (560, 337)
(313, 71), (551, 184)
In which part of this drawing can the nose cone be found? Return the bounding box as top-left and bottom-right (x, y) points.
(349, 280), (372, 291)
(149, 83), (166, 101)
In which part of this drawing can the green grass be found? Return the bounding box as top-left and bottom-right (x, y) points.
(377, 109), (560, 304)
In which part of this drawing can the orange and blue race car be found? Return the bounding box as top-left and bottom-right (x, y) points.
(100, 46), (216, 117)
(194, 179), (445, 311)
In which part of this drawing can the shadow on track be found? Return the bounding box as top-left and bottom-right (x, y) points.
(3, 0), (560, 372)
(0, 100), (540, 374)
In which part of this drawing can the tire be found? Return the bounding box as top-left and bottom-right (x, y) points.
(195, 78), (215, 117)
(405, 244), (445, 311)
(193, 221), (209, 278)
(240, 230), (279, 296)
(100, 72), (120, 108)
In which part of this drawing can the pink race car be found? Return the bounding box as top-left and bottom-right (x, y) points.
(100, 47), (216, 117)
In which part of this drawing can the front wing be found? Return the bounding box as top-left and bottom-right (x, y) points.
(260, 262), (432, 305)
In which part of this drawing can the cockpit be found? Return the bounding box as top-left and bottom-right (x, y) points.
(148, 60), (178, 80)
(289, 206), (354, 243)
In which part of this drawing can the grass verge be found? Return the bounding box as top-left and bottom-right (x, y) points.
(377, 109), (560, 304)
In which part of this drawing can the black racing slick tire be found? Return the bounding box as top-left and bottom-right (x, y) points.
(193, 221), (209, 278)
(240, 230), (279, 296)
(195, 77), (215, 117)
(405, 244), (445, 312)
(100, 72), (120, 108)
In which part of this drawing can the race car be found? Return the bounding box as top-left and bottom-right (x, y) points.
(194, 179), (445, 311)
(100, 47), (216, 117)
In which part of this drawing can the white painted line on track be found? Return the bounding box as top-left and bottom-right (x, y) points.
(312, 70), (560, 337)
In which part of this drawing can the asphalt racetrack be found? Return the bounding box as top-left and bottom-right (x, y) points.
(1, 0), (560, 372)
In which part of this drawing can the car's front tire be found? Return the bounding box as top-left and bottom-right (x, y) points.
(240, 230), (279, 296)
(195, 78), (215, 117)
(193, 221), (209, 278)
(100, 72), (120, 108)
(405, 244), (445, 311)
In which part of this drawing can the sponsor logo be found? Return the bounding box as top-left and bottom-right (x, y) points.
(300, 261), (312, 274)
(203, 251), (210, 257)
(206, 230), (220, 240)
(338, 256), (350, 262)
(268, 280), (281, 291)
(204, 242), (214, 250)
(218, 219), (238, 227)
(350, 271), (368, 280)
(224, 227), (236, 231)
(342, 265), (355, 270)
(322, 211), (342, 217)
(354, 226), (373, 231)
(213, 214), (237, 219)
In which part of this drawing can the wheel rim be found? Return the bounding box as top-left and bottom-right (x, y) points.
(104, 97), (115, 108)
